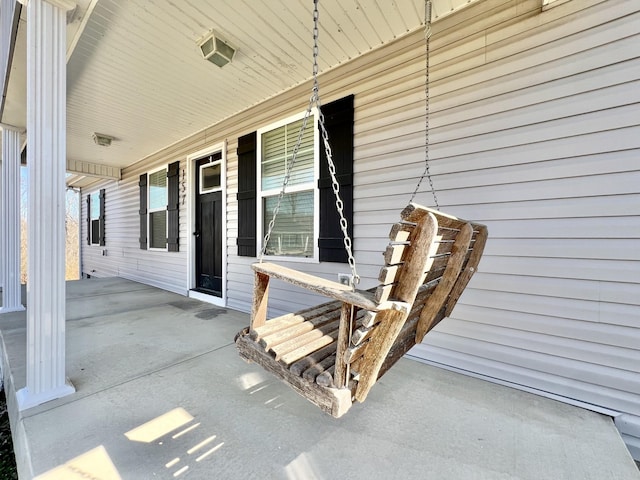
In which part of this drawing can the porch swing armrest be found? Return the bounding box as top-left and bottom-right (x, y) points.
(252, 262), (409, 313)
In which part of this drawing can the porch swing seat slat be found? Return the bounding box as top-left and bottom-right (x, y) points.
(235, 203), (487, 418)
(251, 262), (397, 312)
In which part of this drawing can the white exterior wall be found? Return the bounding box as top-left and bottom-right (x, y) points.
(80, 0), (640, 457)
(80, 156), (190, 294)
(411, 0), (640, 458)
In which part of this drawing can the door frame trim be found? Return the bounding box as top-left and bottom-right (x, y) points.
(186, 141), (227, 307)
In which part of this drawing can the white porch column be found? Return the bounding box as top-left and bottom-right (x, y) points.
(0, 125), (25, 313)
(17, 0), (76, 410)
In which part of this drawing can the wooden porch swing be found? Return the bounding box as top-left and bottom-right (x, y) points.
(235, 0), (488, 417)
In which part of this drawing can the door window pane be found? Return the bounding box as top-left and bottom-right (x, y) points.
(200, 163), (221, 192)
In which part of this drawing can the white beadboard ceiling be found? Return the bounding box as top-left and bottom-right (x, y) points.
(2, 0), (480, 186)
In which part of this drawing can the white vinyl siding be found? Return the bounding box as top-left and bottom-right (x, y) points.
(410, 0), (640, 457)
(80, 0), (640, 457)
(81, 158), (188, 295)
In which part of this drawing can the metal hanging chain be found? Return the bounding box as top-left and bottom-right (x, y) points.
(409, 0), (440, 210)
(260, 0), (360, 288)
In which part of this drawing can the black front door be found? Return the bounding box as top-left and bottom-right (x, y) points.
(195, 153), (223, 296)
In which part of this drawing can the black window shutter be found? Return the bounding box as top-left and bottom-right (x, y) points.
(138, 174), (148, 250)
(99, 189), (106, 246)
(318, 94), (354, 263)
(237, 132), (257, 257)
(86, 194), (91, 245)
(167, 161), (180, 252)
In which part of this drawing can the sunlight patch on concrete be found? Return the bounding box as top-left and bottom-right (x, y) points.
(236, 371), (269, 390)
(186, 434), (217, 455)
(124, 407), (193, 443)
(195, 442), (224, 462)
(124, 407), (226, 477)
(34, 445), (121, 480)
(284, 452), (323, 480)
(172, 422), (201, 439)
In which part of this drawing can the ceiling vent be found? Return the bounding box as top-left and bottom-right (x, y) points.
(198, 30), (236, 68)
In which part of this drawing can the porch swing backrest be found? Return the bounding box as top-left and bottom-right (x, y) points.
(237, 203), (487, 416)
(347, 204), (487, 399)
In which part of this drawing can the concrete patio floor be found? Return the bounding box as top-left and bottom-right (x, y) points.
(0, 277), (638, 479)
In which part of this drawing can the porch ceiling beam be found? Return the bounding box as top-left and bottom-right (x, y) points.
(66, 158), (121, 181)
(66, 0), (99, 62)
(0, 0), (21, 120)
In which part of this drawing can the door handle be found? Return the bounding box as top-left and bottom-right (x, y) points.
(193, 231), (201, 237)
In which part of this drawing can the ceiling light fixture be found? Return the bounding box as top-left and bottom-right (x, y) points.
(197, 30), (236, 68)
(93, 133), (114, 147)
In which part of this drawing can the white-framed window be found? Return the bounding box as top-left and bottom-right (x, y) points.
(257, 110), (319, 260)
(148, 167), (168, 250)
(89, 191), (100, 245)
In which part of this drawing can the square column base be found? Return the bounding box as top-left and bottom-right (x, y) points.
(16, 379), (75, 411)
(0, 305), (26, 314)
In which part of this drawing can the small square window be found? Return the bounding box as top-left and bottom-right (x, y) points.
(200, 163), (221, 193)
